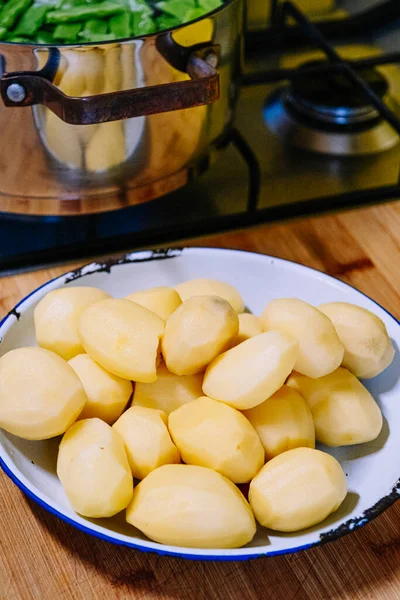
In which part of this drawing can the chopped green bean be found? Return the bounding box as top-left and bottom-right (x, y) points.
(33, 0), (59, 6)
(53, 20), (80, 38)
(0, 0), (224, 45)
(14, 4), (49, 34)
(61, 0), (90, 8)
(128, 0), (152, 16)
(6, 34), (31, 40)
(35, 28), (53, 42)
(82, 31), (115, 40)
(155, 13), (178, 30)
(109, 10), (128, 37)
(131, 12), (155, 35)
(156, 0), (193, 21)
(183, 7), (204, 21)
(88, 17), (108, 31)
(198, 0), (222, 11)
(80, 17), (107, 34)
(0, 0), (32, 29)
(46, 2), (124, 23)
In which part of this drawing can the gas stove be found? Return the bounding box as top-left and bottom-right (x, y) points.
(3, 0), (400, 274)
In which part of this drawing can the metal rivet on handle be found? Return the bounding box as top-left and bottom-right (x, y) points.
(6, 83), (26, 103)
(205, 54), (218, 69)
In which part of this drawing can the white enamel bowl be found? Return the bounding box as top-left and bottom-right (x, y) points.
(1, 247), (400, 561)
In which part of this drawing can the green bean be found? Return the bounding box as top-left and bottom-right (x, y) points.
(156, 13), (179, 31)
(83, 31), (115, 41)
(0, 0), (32, 29)
(14, 4), (49, 35)
(128, 0), (152, 16)
(33, 0), (59, 6)
(35, 28), (53, 43)
(198, 0), (222, 10)
(131, 13), (155, 35)
(53, 21), (81, 39)
(156, 0), (193, 21)
(87, 17), (108, 31)
(61, 0), (89, 8)
(80, 17), (107, 34)
(0, 0), (223, 46)
(6, 34), (30, 40)
(109, 10), (128, 38)
(183, 7), (204, 21)
(46, 2), (124, 24)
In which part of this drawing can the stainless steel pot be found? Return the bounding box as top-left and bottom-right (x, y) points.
(0, 0), (243, 216)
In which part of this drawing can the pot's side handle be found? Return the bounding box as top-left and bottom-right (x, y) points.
(0, 45), (219, 125)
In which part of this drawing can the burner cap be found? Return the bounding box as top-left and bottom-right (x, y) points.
(286, 61), (389, 126)
(264, 59), (400, 155)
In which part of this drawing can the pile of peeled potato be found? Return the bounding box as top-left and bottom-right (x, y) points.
(0, 278), (394, 549)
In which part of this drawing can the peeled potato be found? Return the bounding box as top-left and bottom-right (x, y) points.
(243, 385), (315, 459)
(85, 121), (126, 172)
(261, 298), (344, 378)
(202, 331), (298, 410)
(0, 347), (87, 440)
(234, 313), (263, 346)
(126, 286), (181, 321)
(132, 361), (203, 414)
(126, 464), (256, 548)
(113, 406), (180, 479)
(68, 354), (132, 424)
(319, 302), (395, 379)
(34, 287), (110, 360)
(57, 418), (133, 518)
(249, 448), (347, 532)
(79, 298), (165, 382)
(287, 368), (383, 446)
(175, 278), (245, 313)
(162, 296), (239, 376)
(169, 396), (264, 483)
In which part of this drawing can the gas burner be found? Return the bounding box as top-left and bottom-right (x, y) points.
(264, 61), (400, 155)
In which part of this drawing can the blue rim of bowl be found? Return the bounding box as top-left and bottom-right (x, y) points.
(1, 246), (400, 561)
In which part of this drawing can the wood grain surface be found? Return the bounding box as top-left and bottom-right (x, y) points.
(2, 202), (400, 600)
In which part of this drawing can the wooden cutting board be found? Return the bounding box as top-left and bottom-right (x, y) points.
(1, 201), (400, 600)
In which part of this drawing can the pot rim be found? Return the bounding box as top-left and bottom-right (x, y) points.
(0, 0), (241, 49)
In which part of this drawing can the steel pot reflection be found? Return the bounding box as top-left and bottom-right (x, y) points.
(0, 0), (243, 215)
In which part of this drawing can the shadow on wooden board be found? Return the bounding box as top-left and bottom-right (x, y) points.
(26, 494), (400, 600)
